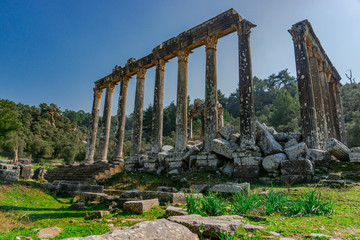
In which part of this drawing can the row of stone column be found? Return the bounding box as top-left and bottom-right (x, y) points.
(84, 20), (256, 164)
(289, 27), (347, 149)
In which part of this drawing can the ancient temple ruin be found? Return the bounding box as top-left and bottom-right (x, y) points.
(46, 9), (348, 184)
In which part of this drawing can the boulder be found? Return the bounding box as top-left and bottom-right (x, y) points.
(0, 169), (20, 181)
(38, 227), (64, 239)
(191, 184), (209, 194)
(165, 206), (188, 217)
(262, 153), (287, 172)
(219, 124), (239, 141)
(208, 182), (250, 195)
(220, 161), (235, 176)
(211, 138), (238, 159)
(308, 149), (331, 164)
(182, 146), (200, 162)
(325, 138), (350, 161)
(350, 147), (360, 163)
(64, 219), (199, 240)
(168, 214), (245, 238)
(273, 132), (288, 142)
(280, 159), (314, 175)
(33, 167), (46, 180)
(255, 122), (283, 155)
(19, 165), (33, 180)
(123, 199), (159, 214)
(284, 142), (309, 161)
(284, 139), (298, 149)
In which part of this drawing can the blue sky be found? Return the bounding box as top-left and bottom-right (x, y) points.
(1, 0), (359, 115)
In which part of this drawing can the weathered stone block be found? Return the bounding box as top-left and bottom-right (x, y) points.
(191, 184), (209, 193)
(211, 138), (238, 159)
(161, 145), (174, 152)
(284, 139), (298, 149)
(280, 159), (314, 175)
(308, 149), (331, 164)
(255, 121), (283, 156)
(19, 165), (33, 180)
(220, 161), (235, 176)
(240, 156), (263, 166)
(284, 142), (309, 161)
(233, 166), (260, 179)
(208, 182), (250, 195)
(123, 198), (159, 214)
(165, 206), (188, 217)
(262, 153), (287, 172)
(0, 169), (19, 181)
(168, 214), (245, 239)
(219, 123), (239, 141)
(273, 132), (288, 142)
(326, 138), (350, 161)
(182, 146), (200, 162)
(33, 167), (46, 180)
(230, 133), (240, 144)
(350, 147), (360, 163)
(77, 192), (107, 201)
(280, 175), (312, 185)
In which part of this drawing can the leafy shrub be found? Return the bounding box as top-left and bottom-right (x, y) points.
(286, 190), (333, 216)
(265, 190), (288, 215)
(231, 192), (262, 214)
(201, 192), (228, 216)
(185, 194), (202, 215)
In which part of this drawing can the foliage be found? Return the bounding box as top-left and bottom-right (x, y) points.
(265, 189), (288, 215)
(231, 191), (262, 214)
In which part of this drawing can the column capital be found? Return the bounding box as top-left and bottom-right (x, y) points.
(156, 58), (167, 72)
(93, 87), (103, 98)
(121, 75), (131, 86)
(137, 68), (147, 79)
(237, 19), (256, 37)
(288, 27), (306, 44)
(205, 35), (218, 51)
(106, 82), (116, 93)
(177, 49), (192, 63)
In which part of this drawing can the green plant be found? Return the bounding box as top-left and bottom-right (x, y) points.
(185, 194), (202, 215)
(265, 190), (288, 215)
(286, 190), (333, 216)
(200, 192), (228, 216)
(231, 192), (262, 214)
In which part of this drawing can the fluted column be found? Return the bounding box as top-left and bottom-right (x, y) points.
(204, 35), (218, 151)
(85, 87), (103, 164)
(130, 68), (146, 157)
(112, 76), (130, 161)
(238, 20), (256, 145)
(320, 65), (335, 138)
(334, 81), (347, 144)
(151, 59), (167, 153)
(97, 83), (116, 162)
(289, 27), (320, 149)
(175, 49), (191, 153)
(309, 47), (328, 148)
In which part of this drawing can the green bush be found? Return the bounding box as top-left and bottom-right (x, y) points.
(286, 190), (333, 216)
(185, 194), (202, 215)
(265, 190), (288, 215)
(201, 192), (228, 216)
(231, 192), (262, 214)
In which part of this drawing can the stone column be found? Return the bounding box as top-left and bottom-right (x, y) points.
(175, 49), (191, 153)
(151, 59), (167, 153)
(217, 105), (224, 130)
(188, 116), (193, 139)
(204, 35), (218, 151)
(319, 65), (335, 138)
(309, 47), (328, 148)
(329, 80), (341, 141)
(97, 83), (116, 162)
(289, 27), (320, 149)
(237, 20), (256, 145)
(130, 68), (147, 157)
(334, 81), (347, 144)
(112, 76), (130, 161)
(84, 87), (103, 164)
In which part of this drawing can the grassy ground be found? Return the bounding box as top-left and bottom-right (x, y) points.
(0, 171), (359, 239)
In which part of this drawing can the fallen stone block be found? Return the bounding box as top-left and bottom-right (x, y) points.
(33, 167), (46, 180)
(219, 123), (239, 141)
(165, 206), (188, 217)
(157, 186), (178, 193)
(280, 175), (312, 185)
(242, 224), (266, 232)
(350, 147), (360, 163)
(64, 219), (199, 240)
(274, 132), (288, 142)
(191, 184), (209, 194)
(161, 145), (174, 152)
(281, 159), (314, 175)
(208, 182), (250, 195)
(327, 173), (343, 180)
(233, 166), (260, 179)
(308, 149), (332, 164)
(211, 138), (238, 159)
(84, 211), (110, 220)
(236, 156), (263, 166)
(256, 121), (283, 156)
(284, 138), (298, 149)
(38, 227), (64, 239)
(182, 146), (200, 162)
(220, 161), (235, 176)
(77, 192), (108, 202)
(168, 214), (245, 238)
(123, 198), (159, 214)
(321, 179), (346, 187)
(326, 138), (350, 161)
(0, 169), (19, 181)
(101, 196), (136, 209)
(120, 189), (143, 198)
(284, 142), (309, 161)
(19, 165), (33, 180)
(262, 153), (287, 172)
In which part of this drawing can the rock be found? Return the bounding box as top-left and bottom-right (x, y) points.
(306, 233), (337, 239)
(242, 224), (265, 232)
(156, 166), (165, 175)
(256, 121), (283, 155)
(288, 132), (302, 142)
(84, 211), (110, 220)
(219, 124), (239, 141)
(284, 142), (309, 161)
(233, 166), (260, 179)
(220, 161), (235, 176)
(281, 159), (314, 175)
(32, 167), (45, 180)
(123, 199), (159, 214)
(327, 173), (343, 180)
(280, 175), (312, 185)
(308, 149), (331, 164)
(168, 214), (245, 238)
(121, 189), (143, 198)
(191, 184), (209, 194)
(321, 179), (346, 187)
(236, 156), (263, 166)
(182, 146), (200, 162)
(230, 133), (240, 144)
(284, 139), (298, 149)
(350, 147), (360, 163)
(165, 206), (188, 217)
(71, 202), (85, 209)
(37, 227), (63, 239)
(208, 183), (250, 195)
(19, 165), (33, 180)
(211, 138), (238, 159)
(64, 219), (199, 240)
(77, 192), (107, 202)
(161, 145), (174, 152)
(274, 132), (288, 142)
(0, 169), (20, 181)
(262, 153), (287, 172)
(157, 186), (178, 193)
(326, 138), (350, 161)
(263, 123), (277, 135)
(168, 169), (179, 175)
